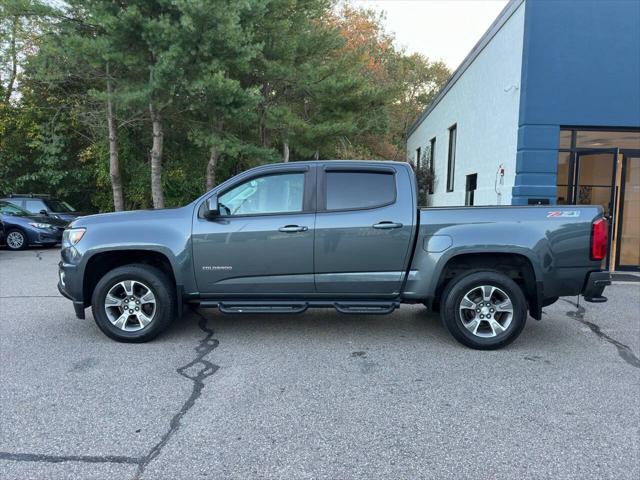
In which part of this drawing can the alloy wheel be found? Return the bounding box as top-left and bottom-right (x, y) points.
(103, 280), (157, 332)
(6, 231), (25, 250)
(458, 285), (514, 338)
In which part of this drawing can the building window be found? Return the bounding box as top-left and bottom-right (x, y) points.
(428, 137), (436, 194)
(416, 147), (421, 170)
(465, 173), (477, 206)
(447, 124), (457, 192)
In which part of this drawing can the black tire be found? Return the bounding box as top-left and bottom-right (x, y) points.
(91, 264), (175, 342)
(440, 270), (527, 350)
(6, 228), (28, 250)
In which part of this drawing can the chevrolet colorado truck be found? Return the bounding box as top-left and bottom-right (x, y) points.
(58, 161), (611, 349)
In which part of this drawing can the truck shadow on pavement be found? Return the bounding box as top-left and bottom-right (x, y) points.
(174, 304), (568, 351)
(3, 299), (633, 479)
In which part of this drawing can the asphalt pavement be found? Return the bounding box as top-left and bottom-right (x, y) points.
(1, 247), (639, 479)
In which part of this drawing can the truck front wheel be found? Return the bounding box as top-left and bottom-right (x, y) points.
(440, 271), (527, 350)
(91, 264), (175, 342)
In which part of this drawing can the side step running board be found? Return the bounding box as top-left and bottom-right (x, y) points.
(583, 295), (607, 303)
(218, 301), (308, 314)
(197, 300), (400, 315)
(334, 302), (398, 315)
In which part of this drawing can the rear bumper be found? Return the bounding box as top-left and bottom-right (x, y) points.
(582, 271), (611, 303)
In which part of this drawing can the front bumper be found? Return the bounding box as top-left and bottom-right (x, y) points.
(28, 228), (63, 245)
(58, 281), (86, 319)
(58, 260), (86, 319)
(582, 271), (611, 303)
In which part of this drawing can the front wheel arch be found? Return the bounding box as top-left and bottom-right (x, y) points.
(83, 249), (177, 308)
(91, 263), (176, 342)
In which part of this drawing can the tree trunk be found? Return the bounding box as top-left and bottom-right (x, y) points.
(206, 144), (220, 191)
(149, 103), (164, 209)
(282, 141), (290, 162)
(313, 150), (319, 160)
(3, 18), (18, 104)
(106, 63), (124, 211)
(260, 121), (271, 148)
(205, 120), (223, 191)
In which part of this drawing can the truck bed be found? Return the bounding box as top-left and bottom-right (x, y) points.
(403, 205), (604, 304)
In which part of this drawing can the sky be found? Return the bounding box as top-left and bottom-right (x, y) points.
(351, 0), (510, 70)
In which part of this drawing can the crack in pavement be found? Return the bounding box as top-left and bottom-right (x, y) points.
(132, 308), (220, 479)
(0, 309), (221, 479)
(0, 295), (64, 298)
(563, 298), (640, 369)
(0, 452), (139, 465)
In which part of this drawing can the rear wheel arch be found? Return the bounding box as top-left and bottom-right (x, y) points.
(440, 270), (528, 349)
(431, 252), (542, 318)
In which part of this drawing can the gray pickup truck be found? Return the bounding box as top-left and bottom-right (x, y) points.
(58, 160), (610, 349)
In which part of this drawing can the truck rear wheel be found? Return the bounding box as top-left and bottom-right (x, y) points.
(91, 264), (175, 342)
(440, 270), (527, 350)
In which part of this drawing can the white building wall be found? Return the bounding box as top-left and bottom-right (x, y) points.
(407, 2), (525, 206)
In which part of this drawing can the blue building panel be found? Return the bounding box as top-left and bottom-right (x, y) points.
(516, 125), (559, 151)
(512, 0), (640, 205)
(515, 150), (558, 174)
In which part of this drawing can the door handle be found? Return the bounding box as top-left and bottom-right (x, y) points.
(279, 225), (308, 233)
(372, 221), (403, 229)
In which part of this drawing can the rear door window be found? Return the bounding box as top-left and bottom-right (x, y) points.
(325, 171), (395, 210)
(25, 199), (47, 213)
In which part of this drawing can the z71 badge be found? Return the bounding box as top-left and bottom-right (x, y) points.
(547, 210), (580, 218)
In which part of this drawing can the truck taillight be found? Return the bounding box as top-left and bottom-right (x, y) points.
(591, 218), (608, 261)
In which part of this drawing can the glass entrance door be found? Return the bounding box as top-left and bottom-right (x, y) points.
(556, 128), (640, 270)
(574, 150), (617, 217)
(573, 149), (617, 269)
(616, 153), (640, 270)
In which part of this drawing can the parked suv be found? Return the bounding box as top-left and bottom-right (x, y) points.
(2, 194), (81, 223)
(0, 200), (68, 250)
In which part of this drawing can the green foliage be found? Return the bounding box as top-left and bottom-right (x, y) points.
(0, 0), (450, 212)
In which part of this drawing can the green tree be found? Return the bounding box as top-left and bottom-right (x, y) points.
(330, 5), (450, 160)
(0, 0), (50, 105)
(0, 0), (452, 213)
(28, 0), (130, 210)
(249, 0), (388, 162)
(176, 0), (266, 190)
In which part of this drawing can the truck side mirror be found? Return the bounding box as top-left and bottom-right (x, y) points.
(39, 209), (49, 216)
(204, 196), (220, 219)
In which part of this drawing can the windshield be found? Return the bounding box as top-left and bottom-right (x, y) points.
(0, 201), (33, 216)
(45, 199), (75, 212)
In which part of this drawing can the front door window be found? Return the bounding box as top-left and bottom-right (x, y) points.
(218, 173), (304, 216)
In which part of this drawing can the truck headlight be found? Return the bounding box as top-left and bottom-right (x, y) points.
(63, 228), (86, 247)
